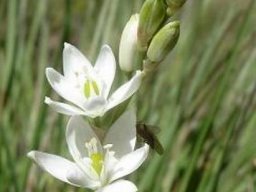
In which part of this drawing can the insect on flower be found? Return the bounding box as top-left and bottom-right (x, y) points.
(136, 122), (164, 155)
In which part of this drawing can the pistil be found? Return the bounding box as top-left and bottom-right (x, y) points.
(85, 138), (103, 175)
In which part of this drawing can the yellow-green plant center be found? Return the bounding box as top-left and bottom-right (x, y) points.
(90, 153), (103, 175)
(83, 80), (100, 98)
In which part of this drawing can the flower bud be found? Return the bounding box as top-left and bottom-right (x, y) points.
(166, 0), (187, 15)
(119, 14), (139, 72)
(147, 21), (180, 63)
(138, 0), (166, 50)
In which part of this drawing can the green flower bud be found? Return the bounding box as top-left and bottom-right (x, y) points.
(166, 0), (187, 15)
(147, 21), (180, 63)
(138, 0), (166, 50)
(119, 14), (139, 72)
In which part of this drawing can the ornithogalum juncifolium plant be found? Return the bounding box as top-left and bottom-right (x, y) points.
(28, 110), (149, 192)
(28, 0), (186, 191)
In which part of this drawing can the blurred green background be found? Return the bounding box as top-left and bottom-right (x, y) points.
(1, 0), (256, 191)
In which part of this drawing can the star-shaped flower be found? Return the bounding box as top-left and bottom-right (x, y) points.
(45, 43), (143, 117)
(27, 110), (149, 192)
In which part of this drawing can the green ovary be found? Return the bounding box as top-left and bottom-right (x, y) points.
(83, 80), (100, 98)
(84, 80), (91, 98)
(91, 153), (103, 175)
(92, 80), (100, 95)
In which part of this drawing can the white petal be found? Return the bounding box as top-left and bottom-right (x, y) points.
(106, 71), (143, 111)
(44, 97), (86, 115)
(66, 165), (100, 189)
(94, 45), (116, 98)
(97, 180), (137, 192)
(66, 116), (103, 160)
(27, 151), (82, 187)
(104, 110), (136, 158)
(45, 68), (85, 108)
(63, 42), (93, 79)
(110, 144), (149, 182)
(83, 96), (107, 117)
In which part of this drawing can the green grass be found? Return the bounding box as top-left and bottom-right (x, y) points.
(1, 0), (256, 192)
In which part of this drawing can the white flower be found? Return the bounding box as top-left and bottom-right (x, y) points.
(119, 14), (139, 72)
(45, 43), (143, 117)
(27, 110), (149, 192)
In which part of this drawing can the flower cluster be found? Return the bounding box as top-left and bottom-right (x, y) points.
(28, 0), (185, 191)
(28, 43), (148, 192)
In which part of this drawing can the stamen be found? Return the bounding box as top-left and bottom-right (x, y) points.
(90, 138), (98, 153)
(103, 144), (113, 150)
(85, 142), (92, 156)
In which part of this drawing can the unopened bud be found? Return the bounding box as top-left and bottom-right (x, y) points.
(147, 21), (180, 63)
(138, 0), (166, 50)
(166, 0), (187, 15)
(119, 14), (139, 72)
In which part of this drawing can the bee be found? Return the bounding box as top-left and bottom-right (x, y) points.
(136, 122), (164, 155)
